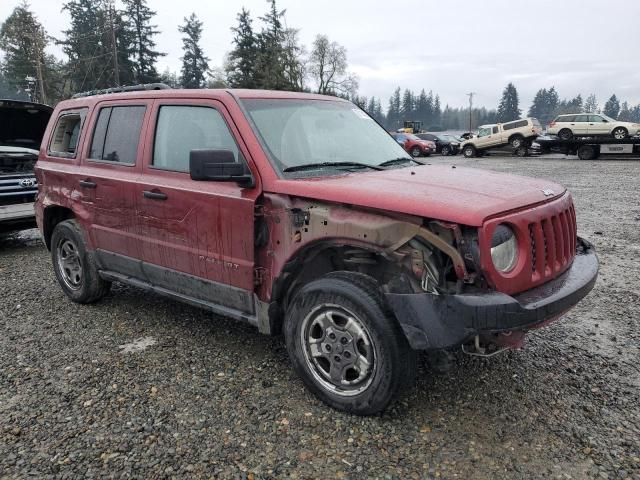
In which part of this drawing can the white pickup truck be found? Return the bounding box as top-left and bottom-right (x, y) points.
(460, 118), (542, 157)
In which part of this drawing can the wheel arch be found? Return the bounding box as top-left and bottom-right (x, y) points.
(43, 205), (75, 250)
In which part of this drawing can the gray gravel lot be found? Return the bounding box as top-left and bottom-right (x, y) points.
(1, 155), (639, 479)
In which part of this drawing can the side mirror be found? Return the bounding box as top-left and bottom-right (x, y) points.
(189, 149), (254, 187)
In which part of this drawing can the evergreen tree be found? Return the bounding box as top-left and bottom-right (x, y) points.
(60, 0), (135, 92)
(178, 13), (209, 88)
(496, 82), (521, 122)
(122, 0), (164, 84)
(281, 27), (305, 91)
(0, 2), (61, 103)
(433, 94), (441, 127)
(159, 67), (180, 88)
(584, 94), (598, 113)
(603, 94), (620, 118)
(386, 87), (401, 130)
(618, 101), (632, 122)
(401, 89), (414, 119)
(226, 8), (258, 88)
(255, 0), (286, 90)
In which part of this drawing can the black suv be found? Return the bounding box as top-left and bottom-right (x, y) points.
(415, 133), (461, 156)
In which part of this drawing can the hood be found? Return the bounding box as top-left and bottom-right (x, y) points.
(268, 165), (566, 226)
(0, 100), (53, 150)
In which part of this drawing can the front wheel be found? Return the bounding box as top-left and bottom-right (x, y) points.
(284, 272), (416, 415)
(51, 219), (111, 303)
(441, 145), (451, 156)
(463, 145), (476, 158)
(410, 146), (422, 157)
(612, 127), (628, 140)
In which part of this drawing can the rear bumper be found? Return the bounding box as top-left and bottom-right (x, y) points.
(386, 237), (598, 350)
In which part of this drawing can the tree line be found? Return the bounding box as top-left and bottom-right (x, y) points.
(1, 1), (639, 132)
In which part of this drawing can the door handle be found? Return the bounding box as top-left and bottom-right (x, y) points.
(143, 190), (168, 200)
(79, 179), (97, 189)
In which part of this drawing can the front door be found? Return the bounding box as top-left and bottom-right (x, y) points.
(475, 126), (498, 148)
(135, 99), (259, 313)
(587, 114), (610, 135)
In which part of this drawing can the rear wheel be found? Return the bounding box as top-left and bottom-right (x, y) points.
(284, 272), (416, 415)
(410, 146), (422, 157)
(51, 220), (111, 303)
(558, 129), (573, 141)
(463, 145), (476, 158)
(510, 135), (525, 148)
(612, 127), (628, 140)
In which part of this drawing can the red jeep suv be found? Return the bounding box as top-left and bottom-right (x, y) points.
(35, 85), (598, 415)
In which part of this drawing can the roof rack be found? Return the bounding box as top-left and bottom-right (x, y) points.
(71, 83), (171, 99)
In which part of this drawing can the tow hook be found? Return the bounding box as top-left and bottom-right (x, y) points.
(461, 335), (508, 357)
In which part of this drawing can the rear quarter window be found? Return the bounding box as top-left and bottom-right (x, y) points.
(503, 119), (528, 130)
(48, 109), (88, 158)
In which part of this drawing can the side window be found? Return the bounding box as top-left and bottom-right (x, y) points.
(574, 115), (588, 122)
(89, 106), (146, 164)
(492, 126), (499, 134)
(560, 115), (575, 122)
(589, 115), (604, 123)
(153, 106), (239, 172)
(478, 127), (491, 137)
(48, 109), (87, 158)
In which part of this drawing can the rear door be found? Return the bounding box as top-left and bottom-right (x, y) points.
(135, 98), (259, 313)
(80, 101), (150, 260)
(572, 114), (590, 135)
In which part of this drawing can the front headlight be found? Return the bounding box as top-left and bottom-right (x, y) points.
(491, 224), (518, 272)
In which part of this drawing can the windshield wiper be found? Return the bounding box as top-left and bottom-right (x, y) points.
(378, 157), (423, 167)
(283, 161), (384, 173)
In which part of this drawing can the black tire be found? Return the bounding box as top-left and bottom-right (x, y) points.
(284, 271), (416, 415)
(509, 135), (525, 148)
(577, 145), (597, 160)
(462, 145), (476, 158)
(558, 129), (573, 141)
(441, 145), (451, 156)
(612, 127), (628, 140)
(51, 219), (111, 303)
(515, 146), (528, 157)
(410, 146), (422, 157)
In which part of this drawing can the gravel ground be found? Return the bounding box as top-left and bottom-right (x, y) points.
(1, 155), (639, 479)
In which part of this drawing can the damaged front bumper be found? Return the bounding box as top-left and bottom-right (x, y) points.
(385, 237), (598, 350)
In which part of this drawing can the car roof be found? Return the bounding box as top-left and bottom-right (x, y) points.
(0, 99), (53, 113)
(54, 88), (349, 110)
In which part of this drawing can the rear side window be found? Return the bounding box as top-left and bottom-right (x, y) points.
(574, 115), (589, 122)
(557, 115), (575, 122)
(503, 119), (528, 130)
(89, 106), (146, 164)
(48, 109), (87, 158)
(152, 106), (239, 172)
(492, 126), (499, 134)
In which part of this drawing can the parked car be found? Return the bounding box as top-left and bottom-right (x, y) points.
(460, 118), (542, 157)
(415, 133), (460, 156)
(35, 86), (598, 415)
(0, 99), (52, 233)
(547, 113), (640, 140)
(391, 132), (436, 157)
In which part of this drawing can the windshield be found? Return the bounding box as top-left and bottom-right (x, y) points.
(600, 114), (616, 122)
(241, 99), (410, 175)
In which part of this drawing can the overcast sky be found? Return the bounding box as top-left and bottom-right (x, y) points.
(2, 0), (639, 110)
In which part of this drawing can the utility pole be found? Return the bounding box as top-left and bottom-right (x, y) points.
(109, 2), (120, 86)
(466, 92), (475, 132)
